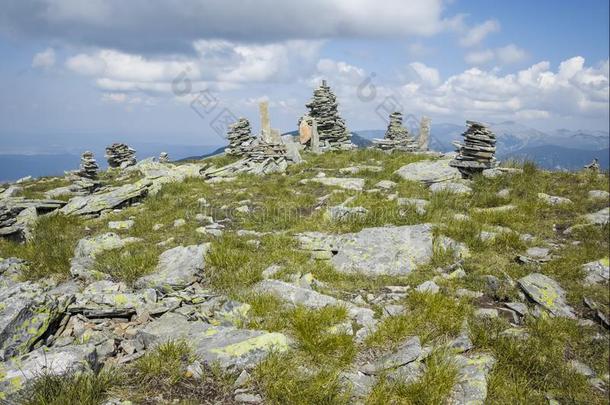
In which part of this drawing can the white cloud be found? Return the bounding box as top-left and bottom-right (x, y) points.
(409, 62), (440, 86)
(66, 40), (322, 94)
(465, 44), (527, 65)
(32, 48), (56, 68)
(459, 19), (500, 47)
(496, 44), (527, 64)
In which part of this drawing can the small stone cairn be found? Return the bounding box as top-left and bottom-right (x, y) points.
(450, 121), (497, 178)
(373, 112), (418, 152)
(77, 151), (99, 179)
(303, 80), (353, 150)
(225, 118), (255, 156)
(159, 152), (169, 163)
(105, 143), (136, 169)
(584, 158), (600, 172)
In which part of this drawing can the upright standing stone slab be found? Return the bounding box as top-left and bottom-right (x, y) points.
(311, 118), (320, 154)
(259, 101), (271, 143)
(299, 117), (313, 144)
(418, 116), (431, 151)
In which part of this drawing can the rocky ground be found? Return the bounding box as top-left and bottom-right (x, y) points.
(0, 150), (608, 404)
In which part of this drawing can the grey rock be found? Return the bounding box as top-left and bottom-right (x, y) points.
(375, 180), (397, 190)
(325, 205), (368, 222)
(0, 344), (98, 397)
(254, 279), (375, 333)
(339, 370), (376, 399)
(362, 336), (421, 374)
(394, 159), (460, 184)
(397, 198), (429, 215)
(135, 244), (209, 293)
(429, 182), (472, 194)
(448, 353), (496, 405)
(584, 207), (610, 225)
(108, 220), (134, 230)
(582, 259), (609, 285)
(298, 224), (435, 276)
(234, 393), (263, 404)
(569, 360), (595, 378)
(60, 180), (151, 217)
(474, 308), (499, 319)
(136, 312), (290, 370)
(537, 192), (572, 205)
(588, 190), (609, 200)
(309, 176), (365, 191)
(504, 302), (528, 316)
(70, 233), (140, 281)
(416, 280), (440, 294)
(518, 273), (576, 318)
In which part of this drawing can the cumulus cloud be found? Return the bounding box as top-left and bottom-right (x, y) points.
(66, 40), (322, 94)
(465, 44), (527, 65)
(3, 0), (448, 53)
(398, 57), (609, 121)
(459, 19), (500, 47)
(32, 47), (56, 68)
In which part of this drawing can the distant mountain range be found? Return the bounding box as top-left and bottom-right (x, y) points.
(1, 123), (607, 181)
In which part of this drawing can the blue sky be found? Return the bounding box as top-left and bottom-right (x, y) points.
(0, 0), (608, 153)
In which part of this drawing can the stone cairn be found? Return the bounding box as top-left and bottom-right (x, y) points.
(302, 80), (353, 150)
(225, 117), (255, 156)
(450, 121), (497, 178)
(105, 143), (136, 169)
(584, 158), (600, 172)
(373, 112), (418, 152)
(77, 151), (99, 179)
(159, 152), (169, 163)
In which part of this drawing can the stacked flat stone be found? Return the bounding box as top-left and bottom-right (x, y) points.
(373, 112), (419, 152)
(159, 152), (169, 163)
(304, 80), (353, 150)
(450, 121), (497, 178)
(225, 118), (255, 156)
(105, 143), (136, 168)
(78, 151), (99, 179)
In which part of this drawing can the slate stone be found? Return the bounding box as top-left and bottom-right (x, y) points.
(518, 273), (576, 318)
(394, 159), (460, 184)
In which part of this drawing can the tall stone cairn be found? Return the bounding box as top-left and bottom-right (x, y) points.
(225, 118), (255, 156)
(450, 121), (497, 178)
(373, 112), (418, 152)
(105, 143), (136, 168)
(78, 151), (99, 179)
(303, 80), (352, 150)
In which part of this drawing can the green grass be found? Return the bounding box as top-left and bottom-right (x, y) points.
(0, 213), (85, 280)
(93, 242), (161, 284)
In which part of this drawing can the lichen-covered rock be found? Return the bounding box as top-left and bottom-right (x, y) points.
(582, 258), (609, 285)
(297, 224), (435, 276)
(394, 159), (460, 184)
(429, 182), (472, 194)
(60, 179), (151, 217)
(134, 244), (209, 293)
(588, 190), (609, 200)
(70, 233), (140, 281)
(397, 198), (429, 215)
(325, 205), (368, 222)
(0, 344), (98, 399)
(0, 278), (72, 360)
(68, 280), (157, 317)
(254, 280), (376, 334)
(537, 192), (572, 205)
(518, 273), (576, 318)
(361, 336), (421, 375)
(448, 353), (496, 405)
(136, 312), (289, 370)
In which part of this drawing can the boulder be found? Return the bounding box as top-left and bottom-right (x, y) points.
(517, 273), (576, 318)
(0, 344), (98, 398)
(60, 180), (151, 216)
(394, 159), (460, 184)
(136, 312), (289, 370)
(584, 207), (609, 225)
(298, 224), (435, 276)
(135, 244), (209, 293)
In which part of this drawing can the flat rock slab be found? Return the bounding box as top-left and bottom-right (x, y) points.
(584, 207), (609, 225)
(430, 182), (472, 194)
(309, 177), (365, 191)
(588, 190), (609, 200)
(582, 258), (609, 285)
(537, 193), (572, 205)
(325, 205), (368, 222)
(362, 336), (421, 374)
(448, 353), (496, 405)
(518, 273), (576, 318)
(298, 224), (434, 276)
(0, 344), (98, 398)
(136, 312), (289, 370)
(394, 159), (460, 184)
(254, 279), (375, 329)
(135, 244), (209, 293)
(60, 179), (151, 216)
